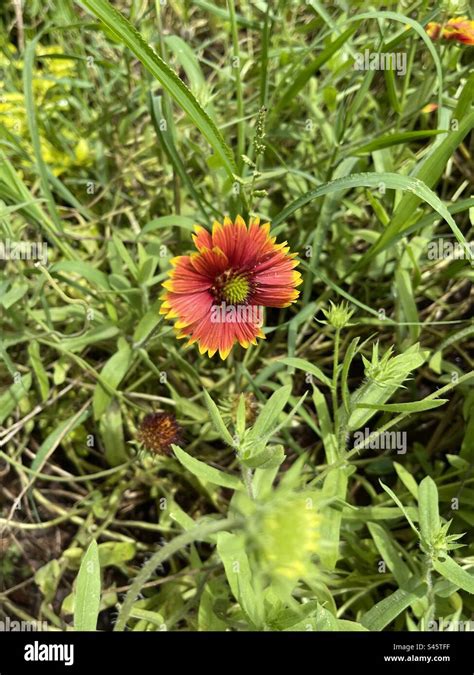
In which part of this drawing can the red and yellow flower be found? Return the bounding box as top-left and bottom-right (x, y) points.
(426, 16), (474, 45)
(160, 216), (302, 359)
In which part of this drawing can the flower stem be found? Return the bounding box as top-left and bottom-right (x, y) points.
(332, 327), (341, 439)
(114, 517), (238, 631)
(241, 465), (254, 499)
(227, 0), (245, 174)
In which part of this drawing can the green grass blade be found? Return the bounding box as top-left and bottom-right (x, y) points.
(272, 172), (473, 264)
(363, 111), (474, 263)
(361, 583), (425, 631)
(272, 26), (358, 118)
(77, 0), (237, 178)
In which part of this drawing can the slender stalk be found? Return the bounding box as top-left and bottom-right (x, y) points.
(241, 466), (254, 500)
(227, 0), (245, 173)
(114, 517), (239, 631)
(423, 555), (435, 628)
(332, 327), (341, 438)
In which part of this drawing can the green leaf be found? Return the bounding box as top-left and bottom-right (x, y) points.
(139, 215), (198, 236)
(454, 71), (474, 121)
(355, 130), (445, 155)
(281, 357), (331, 387)
(342, 506), (419, 521)
(172, 444), (243, 491)
(132, 300), (162, 346)
(433, 556), (474, 594)
(272, 26), (358, 117)
(361, 582), (425, 631)
(74, 540), (101, 631)
(364, 111), (474, 263)
(246, 385), (292, 443)
(1, 283), (29, 309)
(394, 462), (418, 499)
(252, 464), (280, 500)
(312, 386), (338, 463)
(31, 408), (90, 474)
(164, 35), (207, 97)
(202, 389), (235, 446)
(98, 541), (136, 568)
(217, 531), (264, 628)
(336, 619), (369, 631)
(368, 522), (411, 588)
(0, 373), (32, 425)
(79, 0), (237, 178)
(198, 581), (227, 631)
(418, 476), (440, 545)
(99, 400), (127, 466)
(272, 172), (473, 263)
(92, 340), (132, 420)
(356, 399), (448, 413)
(50, 261), (110, 290)
(242, 444), (285, 470)
(34, 560), (61, 602)
(235, 395), (246, 438)
(395, 267), (420, 343)
(314, 603), (339, 631)
(28, 341), (49, 402)
(380, 481), (420, 536)
(319, 466), (350, 570)
(129, 608), (165, 629)
(341, 337), (361, 414)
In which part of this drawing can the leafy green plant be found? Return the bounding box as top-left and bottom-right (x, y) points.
(1, 0), (473, 636)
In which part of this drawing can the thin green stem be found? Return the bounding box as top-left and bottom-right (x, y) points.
(332, 327), (341, 437)
(241, 465), (254, 500)
(114, 517), (239, 631)
(227, 0), (245, 174)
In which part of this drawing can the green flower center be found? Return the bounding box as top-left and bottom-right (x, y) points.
(222, 273), (250, 304)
